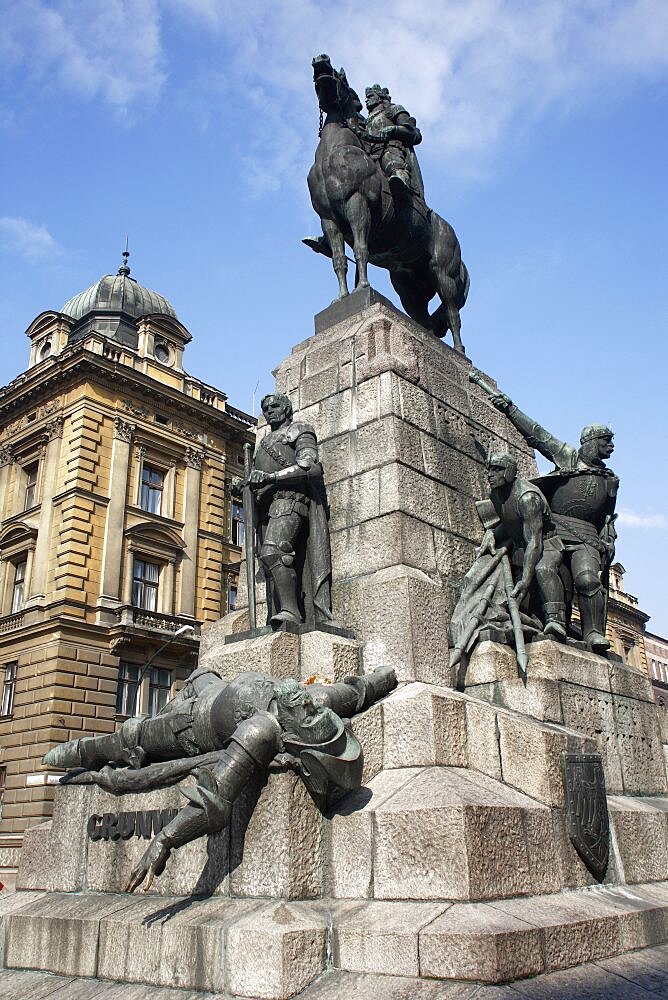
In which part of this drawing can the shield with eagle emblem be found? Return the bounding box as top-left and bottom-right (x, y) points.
(561, 752), (610, 879)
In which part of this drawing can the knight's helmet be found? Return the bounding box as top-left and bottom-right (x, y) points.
(365, 84), (390, 102)
(283, 714), (363, 811)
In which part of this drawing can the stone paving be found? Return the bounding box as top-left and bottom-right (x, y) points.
(0, 944), (667, 1000)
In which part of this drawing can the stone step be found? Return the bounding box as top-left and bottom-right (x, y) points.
(333, 882), (668, 983)
(327, 765), (563, 901)
(4, 882), (668, 994)
(4, 941), (668, 1000)
(1, 891), (328, 1000)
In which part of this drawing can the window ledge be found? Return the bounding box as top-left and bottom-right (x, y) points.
(127, 506), (184, 529)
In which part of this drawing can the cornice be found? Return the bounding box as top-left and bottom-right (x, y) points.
(0, 346), (255, 444)
(608, 596), (651, 625)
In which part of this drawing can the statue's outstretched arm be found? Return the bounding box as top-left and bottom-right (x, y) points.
(310, 665), (397, 718)
(490, 394), (575, 469)
(126, 712), (281, 892)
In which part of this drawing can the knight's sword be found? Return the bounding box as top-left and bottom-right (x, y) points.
(243, 442), (257, 630)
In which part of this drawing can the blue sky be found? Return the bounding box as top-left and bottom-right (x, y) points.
(1, 0), (667, 633)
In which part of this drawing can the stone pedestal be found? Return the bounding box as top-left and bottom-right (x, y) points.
(7, 294), (668, 999)
(271, 290), (536, 683)
(465, 639), (668, 796)
(199, 620), (361, 683)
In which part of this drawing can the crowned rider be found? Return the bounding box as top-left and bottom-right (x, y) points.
(43, 664), (397, 891)
(364, 84), (423, 198)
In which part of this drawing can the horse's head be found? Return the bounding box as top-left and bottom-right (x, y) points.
(312, 54), (360, 117)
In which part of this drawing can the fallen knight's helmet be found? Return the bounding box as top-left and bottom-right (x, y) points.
(274, 678), (364, 810)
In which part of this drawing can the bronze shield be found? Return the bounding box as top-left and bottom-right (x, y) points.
(561, 752), (610, 880)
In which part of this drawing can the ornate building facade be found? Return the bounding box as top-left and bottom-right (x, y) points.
(605, 562), (650, 671)
(645, 631), (668, 745)
(0, 256), (253, 875)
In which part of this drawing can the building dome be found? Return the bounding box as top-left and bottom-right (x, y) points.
(61, 253), (177, 322)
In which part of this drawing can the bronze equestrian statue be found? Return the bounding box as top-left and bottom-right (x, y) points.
(305, 54), (469, 353)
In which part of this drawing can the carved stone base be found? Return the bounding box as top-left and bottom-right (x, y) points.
(267, 289), (538, 683)
(465, 640), (667, 795)
(198, 619), (361, 683)
(11, 666), (668, 997)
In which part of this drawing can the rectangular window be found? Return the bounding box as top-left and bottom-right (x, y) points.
(116, 662), (142, 716)
(148, 667), (172, 716)
(132, 558), (159, 611)
(24, 462), (38, 509)
(11, 561), (26, 613)
(231, 500), (244, 547)
(140, 464), (164, 515)
(0, 765), (6, 821)
(1, 663), (17, 717)
(229, 584), (238, 612)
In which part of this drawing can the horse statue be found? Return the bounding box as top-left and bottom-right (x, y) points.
(306, 54), (470, 353)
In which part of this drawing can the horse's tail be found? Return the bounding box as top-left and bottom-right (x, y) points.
(458, 260), (470, 309)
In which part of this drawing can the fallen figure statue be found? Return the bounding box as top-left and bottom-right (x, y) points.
(43, 664), (397, 891)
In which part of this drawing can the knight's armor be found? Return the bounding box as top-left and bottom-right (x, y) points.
(364, 93), (422, 196)
(254, 420), (320, 624)
(254, 421), (316, 516)
(492, 480), (555, 558)
(42, 666), (398, 885)
(501, 403), (618, 650)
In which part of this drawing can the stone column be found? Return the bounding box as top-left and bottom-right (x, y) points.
(26, 416), (64, 606)
(97, 417), (134, 616)
(177, 447), (203, 618)
(162, 556), (177, 616)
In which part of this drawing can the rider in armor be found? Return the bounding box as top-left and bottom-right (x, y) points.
(43, 664), (397, 891)
(490, 393), (617, 653)
(363, 84), (422, 197)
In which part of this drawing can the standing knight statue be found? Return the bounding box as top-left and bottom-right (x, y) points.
(232, 393), (334, 628)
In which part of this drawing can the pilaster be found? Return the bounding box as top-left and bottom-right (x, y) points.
(25, 415), (64, 606)
(178, 448), (203, 617)
(97, 417), (134, 619)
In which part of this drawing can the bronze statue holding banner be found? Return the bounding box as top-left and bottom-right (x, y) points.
(452, 372), (619, 670)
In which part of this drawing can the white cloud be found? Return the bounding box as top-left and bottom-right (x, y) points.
(1, 0), (166, 112)
(618, 509), (668, 530)
(0, 217), (63, 263)
(4, 1), (668, 177)
(167, 0), (668, 180)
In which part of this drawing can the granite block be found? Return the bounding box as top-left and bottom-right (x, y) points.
(225, 901), (327, 999)
(419, 901), (544, 982)
(333, 900), (448, 977)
